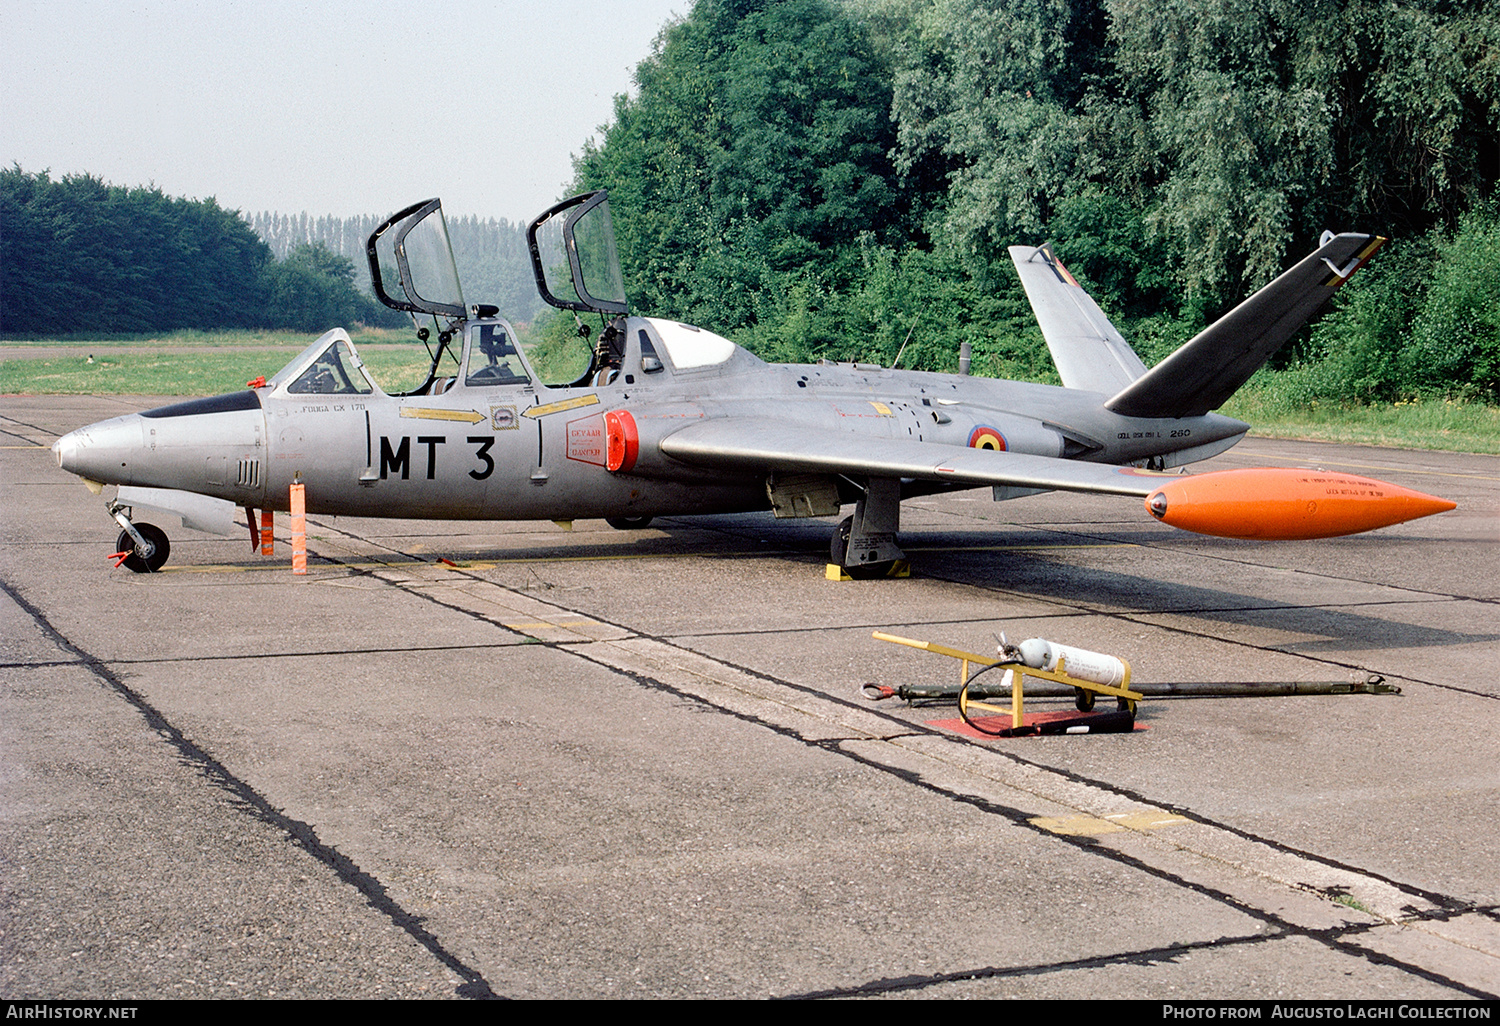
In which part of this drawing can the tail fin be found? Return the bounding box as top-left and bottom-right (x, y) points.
(1008, 243), (1147, 394)
(1105, 233), (1385, 418)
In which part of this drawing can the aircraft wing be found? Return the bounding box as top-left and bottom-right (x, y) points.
(658, 418), (1165, 497)
(1105, 233), (1385, 418)
(1008, 243), (1149, 395)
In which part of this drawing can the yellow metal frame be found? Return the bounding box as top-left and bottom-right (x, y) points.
(872, 631), (1142, 730)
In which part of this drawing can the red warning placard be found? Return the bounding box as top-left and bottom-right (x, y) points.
(566, 414), (607, 466)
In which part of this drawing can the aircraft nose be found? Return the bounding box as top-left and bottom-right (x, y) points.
(52, 415), (145, 485)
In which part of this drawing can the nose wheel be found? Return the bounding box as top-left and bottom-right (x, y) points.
(107, 497), (171, 573)
(111, 521), (170, 573)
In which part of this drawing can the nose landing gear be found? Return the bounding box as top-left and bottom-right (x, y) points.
(108, 500), (170, 573)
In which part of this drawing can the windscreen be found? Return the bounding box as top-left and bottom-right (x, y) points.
(287, 336), (374, 395)
(267, 329), (378, 394)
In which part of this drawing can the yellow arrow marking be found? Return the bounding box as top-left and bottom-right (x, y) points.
(523, 394), (599, 418)
(399, 407), (486, 424)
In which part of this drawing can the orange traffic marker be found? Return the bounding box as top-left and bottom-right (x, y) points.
(1146, 467), (1456, 540)
(290, 483), (306, 574)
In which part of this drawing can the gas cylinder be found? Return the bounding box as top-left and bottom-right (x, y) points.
(1014, 638), (1129, 688)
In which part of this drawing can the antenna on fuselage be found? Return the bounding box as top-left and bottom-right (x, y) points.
(891, 320), (917, 369)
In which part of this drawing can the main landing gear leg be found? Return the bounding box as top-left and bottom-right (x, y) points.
(108, 499), (170, 573)
(830, 477), (905, 579)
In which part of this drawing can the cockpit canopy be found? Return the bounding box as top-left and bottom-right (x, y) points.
(366, 191), (630, 324)
(265, 328), (377, 395)
(527, 191), (629, 316)
(358, 191), (653, 395)
(366, 198), (467, 319)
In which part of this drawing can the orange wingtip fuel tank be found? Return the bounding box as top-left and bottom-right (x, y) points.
(1145, 467), (1456, 540)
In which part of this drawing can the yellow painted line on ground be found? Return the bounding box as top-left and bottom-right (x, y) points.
(1029, 812), (1191, 837)
(501, 621), (594, 631)
(462, 543), (1132, 567)
(160, 564), (253, 574)
(142, 552), (730, 575)
(449, 554), (686, 569)
(141, 541), (1138, 576)
(447, 550), (779, 568)
(1235, 450), (1499, 482)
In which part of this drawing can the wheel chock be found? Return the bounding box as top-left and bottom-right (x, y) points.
(825, 560), (911, 581)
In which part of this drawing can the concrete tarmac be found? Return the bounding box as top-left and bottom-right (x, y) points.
(3, 394), (1497, 1000)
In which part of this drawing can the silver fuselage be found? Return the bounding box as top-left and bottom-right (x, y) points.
(53, 316), (1247, 523)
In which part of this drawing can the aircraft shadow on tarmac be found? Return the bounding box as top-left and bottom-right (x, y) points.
(382, 510), (1495, 656)
(900, 530), (1496, 655)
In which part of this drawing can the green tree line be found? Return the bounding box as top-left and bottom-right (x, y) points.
(572, 0), (1499, 401)
(0, 167), (396, 335)
(1, 167), (549, 337)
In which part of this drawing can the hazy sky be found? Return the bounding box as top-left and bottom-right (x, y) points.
(3, 0), (686, 223)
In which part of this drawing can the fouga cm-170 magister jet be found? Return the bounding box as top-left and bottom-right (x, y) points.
(54, 191), (1455, 576)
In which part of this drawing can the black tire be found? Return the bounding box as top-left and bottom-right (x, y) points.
(605, 515), (653, 530)
(829, 516), (894, 579)
(829, 516), (852, 564)
(1074, 687), (1096, 712)
(116, 523), (170, 573)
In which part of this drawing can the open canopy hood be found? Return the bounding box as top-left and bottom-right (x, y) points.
(526, 191), (629, 317)
(366, 191), (630, 324)
(365, 198), (467, 320)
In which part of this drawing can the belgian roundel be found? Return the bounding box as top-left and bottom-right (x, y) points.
(968, 425), (1007, 451)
